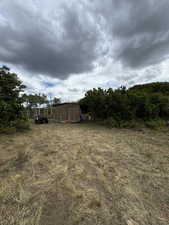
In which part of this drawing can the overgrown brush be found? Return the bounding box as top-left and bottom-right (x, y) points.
(145, 119), (167, 129)
(0, 120), (30, 134)
(13, 119), (31, 131)
(79, 83), (169, 129)
(101, 118), (142, 129)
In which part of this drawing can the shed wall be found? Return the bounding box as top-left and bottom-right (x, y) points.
(28, 104), (81, 122)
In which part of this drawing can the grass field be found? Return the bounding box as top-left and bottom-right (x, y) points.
(0, 122), (169, 225)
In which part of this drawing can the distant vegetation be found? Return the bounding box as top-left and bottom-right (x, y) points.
(79, 83), (169, 128)
(129, 82), (169, 95)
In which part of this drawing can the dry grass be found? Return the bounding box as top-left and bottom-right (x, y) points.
(0, 122), (169, 225)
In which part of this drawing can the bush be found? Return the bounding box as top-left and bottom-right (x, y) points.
(13, 119), (30, 130)
(118, 120), (138, 129)
(102, 118), (138, 129)
(103, 118), (167, 130)
(102, 118), (119, 128)
(145, 120), (166, 129)
(0, 119), (30, 134)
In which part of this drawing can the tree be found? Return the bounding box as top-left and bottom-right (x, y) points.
(0, 66), (26, 103)
(53, 97), (61, 105)
(0, 66), (27, 128)
(22, 93), (48, 109)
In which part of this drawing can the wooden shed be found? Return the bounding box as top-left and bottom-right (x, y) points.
(52, 103), (81, 122)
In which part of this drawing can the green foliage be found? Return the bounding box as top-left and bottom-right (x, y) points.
(0, 66), (29, 132)
(22, 93), (48, 109)
(129, 82), (169, 95)
(53, 97), (61, 105)
(13, 119), (30, 130)
(102, 118), (138, 129)
(101, 118), (119, 128)
(0, 119), (30, 134)
(80, 82), (169, 128)
(145, 120), (166, 129)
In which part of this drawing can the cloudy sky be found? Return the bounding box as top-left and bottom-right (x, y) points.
(0, 0), (169, 101)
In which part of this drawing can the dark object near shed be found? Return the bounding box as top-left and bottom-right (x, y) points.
(35, 115), (48, 124)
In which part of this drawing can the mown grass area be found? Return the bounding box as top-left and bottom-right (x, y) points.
(0, 123), (169, 225)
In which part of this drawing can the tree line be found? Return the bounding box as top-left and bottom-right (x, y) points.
(79, 83), (169, 128)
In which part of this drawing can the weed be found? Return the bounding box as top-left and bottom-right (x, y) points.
(145, 119), (166, 129)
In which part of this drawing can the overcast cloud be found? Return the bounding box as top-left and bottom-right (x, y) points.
(0, 0), (169, 100)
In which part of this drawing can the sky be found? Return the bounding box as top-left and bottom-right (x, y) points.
(0, 0), (169, 102)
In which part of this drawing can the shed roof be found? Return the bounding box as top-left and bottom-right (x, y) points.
(52, 103), (79, 107)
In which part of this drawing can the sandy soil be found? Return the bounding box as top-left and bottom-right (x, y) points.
(0, 123), (169, 225)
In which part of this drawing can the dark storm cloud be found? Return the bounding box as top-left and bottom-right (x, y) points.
(0, 1), (99, 79)
(96, 0), (169, 68)
(0, 0), (169, 80)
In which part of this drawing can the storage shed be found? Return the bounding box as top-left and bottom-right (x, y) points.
(52, 103), (81, 122)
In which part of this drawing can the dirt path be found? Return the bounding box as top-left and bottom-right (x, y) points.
(0, 123), (169, 225)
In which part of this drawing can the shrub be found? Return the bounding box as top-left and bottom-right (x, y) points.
(102, 118), (138, 129)
(145, 120), (166, 129)
(118, 120), (138, 129)
(0, 119), (30, 134)
(14, 119), (30, 130)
